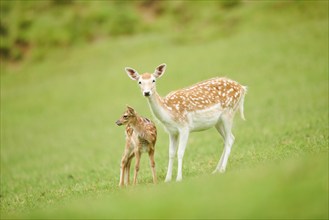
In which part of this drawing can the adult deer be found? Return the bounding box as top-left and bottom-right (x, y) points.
(125, 64), (247, 182)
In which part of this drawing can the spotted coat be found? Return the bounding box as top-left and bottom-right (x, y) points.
(156, 77), (245, 121)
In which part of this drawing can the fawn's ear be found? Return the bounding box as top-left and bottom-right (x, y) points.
(153, 63), (166, 78)
(126, 105), (135, 114)
(125, 67), (140, 81)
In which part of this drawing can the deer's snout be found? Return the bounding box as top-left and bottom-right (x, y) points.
(143, 91), (151, 97)
(116, 120), (123, 126)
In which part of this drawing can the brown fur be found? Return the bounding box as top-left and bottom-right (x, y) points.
(116, 106), (157, 186)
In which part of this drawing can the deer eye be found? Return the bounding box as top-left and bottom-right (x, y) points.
(138, 81), (142, 85)
(123, 115), (128, 119)
(152, 79), (156, 83)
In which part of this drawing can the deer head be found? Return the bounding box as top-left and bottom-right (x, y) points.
(125, 64), (166, 97)
(115, 106), (137, 126)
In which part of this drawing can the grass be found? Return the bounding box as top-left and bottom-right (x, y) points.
(27, 154), (328, 219)
(1, 1), (328, 219)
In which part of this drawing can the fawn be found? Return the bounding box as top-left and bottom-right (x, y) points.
(116, 106), (157, 186)
(125, 64), (247, 182)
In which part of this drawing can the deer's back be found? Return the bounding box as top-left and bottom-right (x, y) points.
(163, 77), (245, 114)
(126, 117), (157, 152)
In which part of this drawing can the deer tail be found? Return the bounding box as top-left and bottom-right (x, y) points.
(238, 86), (247, 120)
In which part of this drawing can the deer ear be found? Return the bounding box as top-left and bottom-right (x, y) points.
(154, 63), (166, 78)
(126, 105), (135, 114)
(125, 67), (140, 81)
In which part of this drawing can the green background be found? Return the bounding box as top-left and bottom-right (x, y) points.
(1, 1), (328, 219)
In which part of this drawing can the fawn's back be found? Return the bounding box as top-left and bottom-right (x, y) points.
(126, 117), (157, 152)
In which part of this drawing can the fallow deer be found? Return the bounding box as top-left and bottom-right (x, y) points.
(116, 106), (157, 186)
(125, 64), (247, 182)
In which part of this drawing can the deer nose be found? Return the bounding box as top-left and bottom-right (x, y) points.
(116, 120), (122, 126)
(144, 91), (151, 97)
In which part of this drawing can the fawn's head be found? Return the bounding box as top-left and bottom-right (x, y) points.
(116, 106), (137, 126)
(125, 64), (166, 97)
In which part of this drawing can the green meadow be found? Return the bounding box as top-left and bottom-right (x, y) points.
(1, 1), (328, 219)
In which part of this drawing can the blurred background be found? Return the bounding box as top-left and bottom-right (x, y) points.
(1, 0), (328, 219)
(1, 0), (244, 63)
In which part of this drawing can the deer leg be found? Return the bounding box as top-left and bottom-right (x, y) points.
(124, 159), (130, 185)
(119, 156), (128, 187)
(176, 129), (190, 182)
(215, 114), (235, 173)
(149, 149), (157, 184)
(165, 133), (178, 182)
(133, 150), (141, 185)
(125, 153), (134, 185)
(120, 139), (133, 187)
(213, 121), (226, 174)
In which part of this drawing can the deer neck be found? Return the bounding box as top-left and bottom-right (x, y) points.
(129, 115), (144, 133)
(146, 91), (171, 123)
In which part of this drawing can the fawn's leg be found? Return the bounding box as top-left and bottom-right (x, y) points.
(119, 140), (133, 187)
(149, 149), (157, 184)
(133, 150), (141, 185)
(119, 156), (127, 187)
(125, 153), (134, 185)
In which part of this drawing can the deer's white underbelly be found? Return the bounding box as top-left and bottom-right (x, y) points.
(187, 104), (222, 132)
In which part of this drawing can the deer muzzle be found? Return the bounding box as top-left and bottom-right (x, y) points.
(115, 120), (123, 126)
